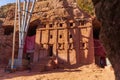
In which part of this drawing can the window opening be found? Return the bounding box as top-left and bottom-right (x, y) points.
(49, 24), (53, 28)
(4, 27), (14, 35)
(70, 22), (73, 27)
(81, 20), (85, 25)
(59, 23), (63, 27)
(69, 34), (72, 38)
(60, 35), (62, 38)
(50, 35), (53, 39)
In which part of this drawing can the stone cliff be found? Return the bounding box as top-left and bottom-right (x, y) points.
(92, 0), (120, 80)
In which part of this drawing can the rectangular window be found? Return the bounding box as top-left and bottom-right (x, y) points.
(49, 24), (53, 28)
(70, 22), (73, 27)
(59, 23), (63, 27)
(50, 35), (53, 39)
(60, 35), (62, 38)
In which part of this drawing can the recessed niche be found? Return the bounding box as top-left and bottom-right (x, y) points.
(60, 35), (62, 38)
(82, 43), (85, 47)
(81, 20), (85, 25)
(69, 43), (73, 49)
(59, 44), (62, 48)
(69, 34), (72, 38)
(43, 24), (46, 27)
(59, 23), (63, 27)
(4, 26), (14, 35)
(50, 35), (53, 39)
(49, 24), (53, 28)
(70, 22), (73, 27)
(58, 43), (64, 50)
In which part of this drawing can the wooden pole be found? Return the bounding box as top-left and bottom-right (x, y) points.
(11, 0), (18, 69)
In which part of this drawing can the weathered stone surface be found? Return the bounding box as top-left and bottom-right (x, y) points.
(0, 26), (19, 65)
(33, 0), (94, 68)
(0, 0), (94, 68)
(92, 0), (120, 79)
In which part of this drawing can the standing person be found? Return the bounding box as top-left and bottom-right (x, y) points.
(94, 39), (106, 68)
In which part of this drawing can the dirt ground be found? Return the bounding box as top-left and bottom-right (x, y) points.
(0, 64), (115, 80)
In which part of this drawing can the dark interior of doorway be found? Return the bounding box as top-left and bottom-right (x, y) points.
(49, 45), (53, 57)
(27, 25), (37, 36)
(3, 25), (14, 35)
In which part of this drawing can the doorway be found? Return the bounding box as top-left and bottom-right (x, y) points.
(49, 45), (53, 57)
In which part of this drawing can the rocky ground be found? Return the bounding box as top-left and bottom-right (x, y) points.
(0, 64), (115, 80)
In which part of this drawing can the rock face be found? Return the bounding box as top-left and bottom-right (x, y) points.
(0, 27), (12, 65)
(32, 0), (90, 21)
(0, 0), (94, 68)
(0, 26), (19, 66)
(33, 0), (94, 67)
(92, 0), (120, 79)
